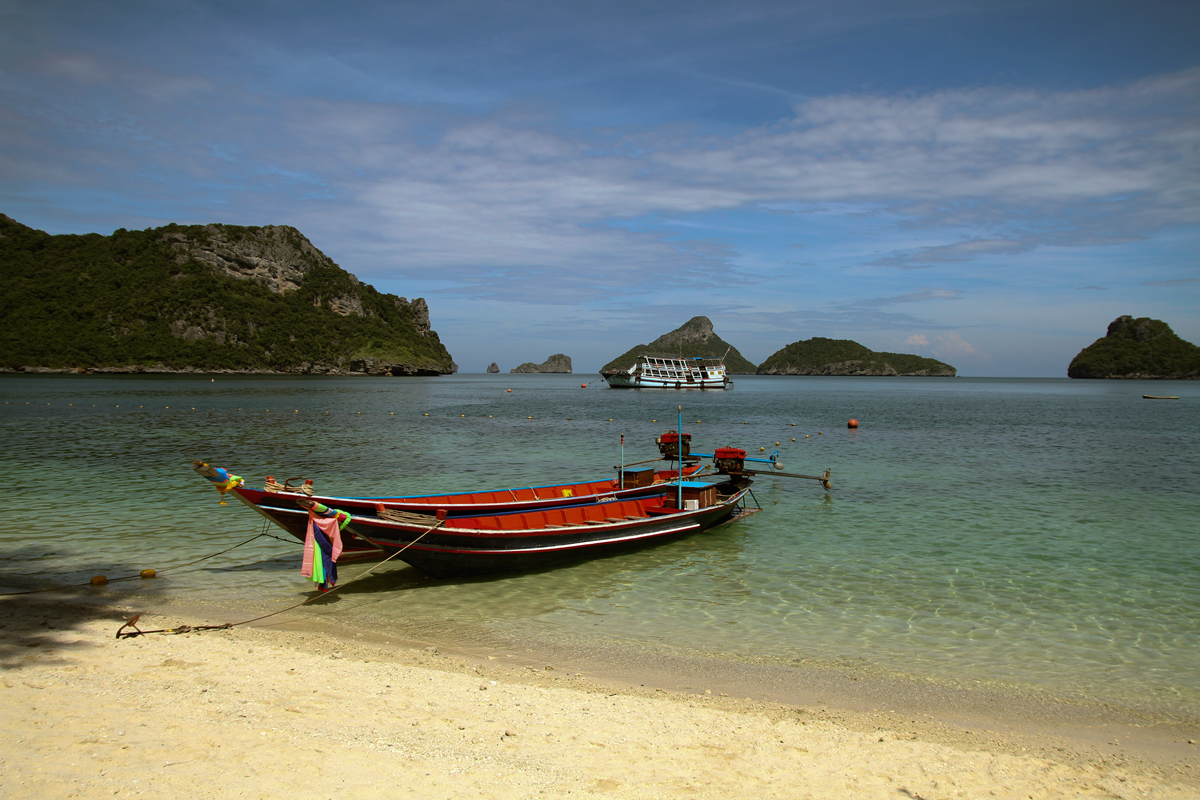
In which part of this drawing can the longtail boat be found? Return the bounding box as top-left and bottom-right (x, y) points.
(192, 459), (705, 558)
(193, 432), (831, 577)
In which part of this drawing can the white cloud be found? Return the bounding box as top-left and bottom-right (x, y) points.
(6, 58), (1197, 298)
(906, 334), (929, 348)
(934, 332), (987, 362)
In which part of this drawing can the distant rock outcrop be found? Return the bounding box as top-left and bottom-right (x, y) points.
(0, 215), (456, 375)
(757, 338), (955, 376)
(487, 362), (500, 373)
(1068, 316), (1200, 379)
(601, 317), (756, 374)
(511, 354), (572, 373)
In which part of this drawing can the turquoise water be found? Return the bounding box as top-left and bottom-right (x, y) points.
(2, 374), (1198, 719)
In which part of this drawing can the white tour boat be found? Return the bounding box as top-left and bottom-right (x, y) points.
(601, 354), (732, 389)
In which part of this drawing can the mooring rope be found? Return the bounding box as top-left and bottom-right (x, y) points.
(115, 517), (448, 639)
(0, 521), (282, 597)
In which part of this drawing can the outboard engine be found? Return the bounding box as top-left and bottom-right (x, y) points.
(713, 446), (747, 475)
(656, 431), (692, 461)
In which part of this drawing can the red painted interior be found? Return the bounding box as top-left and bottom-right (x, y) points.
(449, 497), (679, 532)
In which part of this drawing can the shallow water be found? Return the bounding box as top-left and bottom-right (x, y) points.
(2, 373), (1197, 720)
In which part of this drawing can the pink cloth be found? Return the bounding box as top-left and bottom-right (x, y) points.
(300, 506), (346, 579)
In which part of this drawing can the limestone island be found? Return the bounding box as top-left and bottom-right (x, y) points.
(0, 215), (456, 376)
(487, 362), (500, 373)
(510, 354), (572, 373)
(757, 337), (956, 376)
(601, 316), (757, 374)
(1068, 316), (1200, 379)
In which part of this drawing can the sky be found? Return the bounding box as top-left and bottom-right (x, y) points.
(2, 0), (1197, 375)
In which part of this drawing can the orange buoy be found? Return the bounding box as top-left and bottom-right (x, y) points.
(581, 384), (587, 388)
(91, 575), (108, 586)
(507, 389), (512, 392)
(848, 419), (859, 429)
(140, 569), (157, 579)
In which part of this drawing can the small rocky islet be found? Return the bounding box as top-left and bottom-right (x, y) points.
(1068, 316), (1200, 379)
(755, 338), (956, 376)
(509, 354), (572, 374)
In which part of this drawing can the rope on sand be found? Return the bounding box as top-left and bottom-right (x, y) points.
(115, 517), (448, 639)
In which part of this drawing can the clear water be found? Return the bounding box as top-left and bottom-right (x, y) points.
(2, 374), (1197, 720)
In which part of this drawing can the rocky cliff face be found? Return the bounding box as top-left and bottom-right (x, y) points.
(162, 224), (432, 326)
(601, 317), (757, 373)
(162, 224), (329, 294)
(487, 362), (500, 373)
(510, 354), (572, 373)
(1068, 316), (1200, 379)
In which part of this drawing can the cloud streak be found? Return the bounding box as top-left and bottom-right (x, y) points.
(4, 50), (1197, 304)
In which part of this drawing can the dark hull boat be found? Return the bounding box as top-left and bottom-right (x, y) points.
(352, 479), (757, 578)
(192, 433), (826, 579)
(194, 461), (706, 558)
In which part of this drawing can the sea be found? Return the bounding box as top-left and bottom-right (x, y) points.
(2, 373), (1197, 725)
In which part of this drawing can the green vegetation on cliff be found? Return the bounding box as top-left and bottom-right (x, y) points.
(0, 215), (455, 374)
(756, 337), (956, 376)
(601, 316), (756, 374)
(1067, 316), (1200, 379)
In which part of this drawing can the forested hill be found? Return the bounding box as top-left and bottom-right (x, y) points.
(0, 215), (456, 375)
(756, 337), (956, 376)
(1068, 316), (1200, 379)
(601, 316), (757, 374)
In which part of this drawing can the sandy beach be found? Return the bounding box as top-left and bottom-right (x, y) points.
(2, 594), (1196, 800)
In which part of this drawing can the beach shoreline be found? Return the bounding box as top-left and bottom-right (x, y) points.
(3, 592), (1196, 798)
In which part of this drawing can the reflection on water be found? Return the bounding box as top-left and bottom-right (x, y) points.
(2, 373), (1198, 720)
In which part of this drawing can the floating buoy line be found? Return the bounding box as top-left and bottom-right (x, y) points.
(4, 400), (854, 444)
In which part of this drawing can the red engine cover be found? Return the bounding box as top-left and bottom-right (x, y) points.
(714, 447), (746, 459)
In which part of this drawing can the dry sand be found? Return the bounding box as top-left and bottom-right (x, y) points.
(2, 595), (1198, 799)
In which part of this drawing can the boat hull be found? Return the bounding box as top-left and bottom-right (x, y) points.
(604, 374), (730, 389)
(227, 466), (704, 555)
(354, 488), (755, 578)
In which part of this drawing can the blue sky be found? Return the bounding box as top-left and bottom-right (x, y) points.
(2, 0), (1197, 375)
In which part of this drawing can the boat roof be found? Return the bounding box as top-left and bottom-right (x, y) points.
(637, 354), (725, 362)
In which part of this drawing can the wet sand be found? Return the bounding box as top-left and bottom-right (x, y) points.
(2, 593), (1198, 799)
